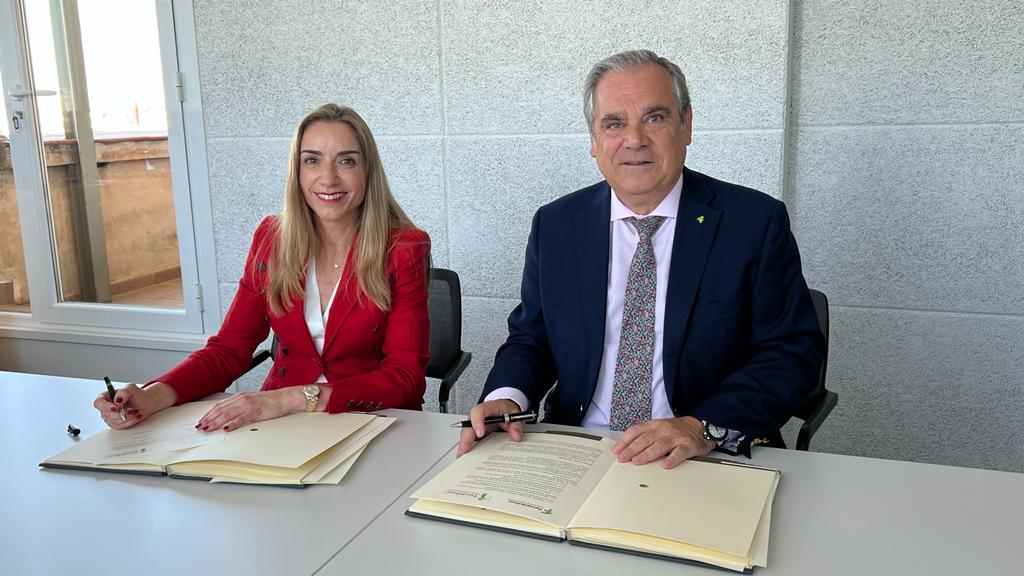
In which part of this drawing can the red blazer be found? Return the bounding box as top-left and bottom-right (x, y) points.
(157, 215), (431, 412)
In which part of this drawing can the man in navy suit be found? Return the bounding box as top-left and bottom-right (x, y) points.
(458, 50), (823, 468)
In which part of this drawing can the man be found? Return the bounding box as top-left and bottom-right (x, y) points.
(459, 50), (823, 468)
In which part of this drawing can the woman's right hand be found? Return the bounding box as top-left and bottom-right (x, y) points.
(92, 382), (177, 429)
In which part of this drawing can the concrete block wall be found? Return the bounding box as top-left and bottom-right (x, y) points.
(193, 0), (1024, 471)
(787, 0), (1024, 472)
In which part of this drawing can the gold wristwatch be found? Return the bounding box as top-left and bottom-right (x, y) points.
(302, 385), (321, 412)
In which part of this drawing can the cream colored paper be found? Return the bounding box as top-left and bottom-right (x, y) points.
(99, 401), (225, 463)
(566, 458), (777, 559)
(45, 404), (382, 485)
(168, 411), (375, 468)
(411, 432), (616, 529)
(44, 401), (224, 469)
(749, 471), (779, 567)
(407, 498), (564, 539)
(315, 445), (366, 484)
(408, 432), (781, 571)
(302, 416), (394, 483)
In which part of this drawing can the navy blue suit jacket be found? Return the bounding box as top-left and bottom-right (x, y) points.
(482, 167), (824, 452)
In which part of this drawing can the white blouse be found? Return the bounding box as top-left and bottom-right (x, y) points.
(302, 259), (342, 384)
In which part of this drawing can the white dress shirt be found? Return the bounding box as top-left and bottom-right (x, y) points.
(486, 174), (684, 425)
(303, 259), (342, 384)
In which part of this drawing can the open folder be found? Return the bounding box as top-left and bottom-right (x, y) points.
(406, 432), (779, 572)
(41, 400), (394, 487)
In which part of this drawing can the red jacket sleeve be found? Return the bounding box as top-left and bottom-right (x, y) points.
(155, 216), (277, 404)
(324, 228), (431, 412)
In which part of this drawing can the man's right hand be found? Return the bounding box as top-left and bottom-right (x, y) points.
(456, 399), (525, 457)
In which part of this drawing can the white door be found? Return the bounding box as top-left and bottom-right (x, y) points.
(0, 0), (206, 333)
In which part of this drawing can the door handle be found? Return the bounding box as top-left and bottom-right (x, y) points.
(7, 88), (57, 101)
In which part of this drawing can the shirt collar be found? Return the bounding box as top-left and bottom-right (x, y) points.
(608, 172), (683, 222)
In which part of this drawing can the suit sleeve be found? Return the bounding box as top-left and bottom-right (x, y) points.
(323, 230), (431, 412)
(481, 210), (558, 407)
(155, 217), (275, 403)
(689, 202), (824, 448)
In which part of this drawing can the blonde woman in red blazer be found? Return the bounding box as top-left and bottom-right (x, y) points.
(94, 104), (431, 432)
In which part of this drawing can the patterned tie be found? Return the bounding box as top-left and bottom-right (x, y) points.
(610, 216), (665, 431)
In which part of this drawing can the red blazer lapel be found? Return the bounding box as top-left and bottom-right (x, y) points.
(322, 237), (361, 353)
(276, 265), (319, 360)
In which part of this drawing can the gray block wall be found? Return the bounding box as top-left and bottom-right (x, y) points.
(193, 0), (1024, 472)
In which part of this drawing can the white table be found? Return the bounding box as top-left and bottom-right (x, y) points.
(318, 425), (1024, 575)
(0, 371), (460, 576)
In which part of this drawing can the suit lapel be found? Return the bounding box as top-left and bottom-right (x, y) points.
(663, 168), (720, 403)
(281, 266), (319, 359)
(574, 185), (612, 387)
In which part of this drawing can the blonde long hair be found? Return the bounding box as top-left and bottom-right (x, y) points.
(267, 104), (417, 316)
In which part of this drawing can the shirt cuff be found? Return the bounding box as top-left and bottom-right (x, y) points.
(719, 429), (746, 453)
(483, 388), (529, 412)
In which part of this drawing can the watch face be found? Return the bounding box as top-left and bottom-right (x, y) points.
(303, 385), (320, 412)
(706, 423), (728, 441)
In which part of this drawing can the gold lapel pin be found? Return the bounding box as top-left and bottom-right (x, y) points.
(696, 215), (705, 224)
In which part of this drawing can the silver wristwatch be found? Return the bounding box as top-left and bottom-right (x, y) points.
(701, 419), (728, 446)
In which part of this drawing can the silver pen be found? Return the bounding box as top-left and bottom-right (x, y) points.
(450, 410), (537, 428)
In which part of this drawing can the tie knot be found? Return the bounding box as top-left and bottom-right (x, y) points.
(626, 216), (665, 242)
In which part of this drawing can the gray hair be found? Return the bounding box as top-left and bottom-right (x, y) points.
(583, 49), (690, 136)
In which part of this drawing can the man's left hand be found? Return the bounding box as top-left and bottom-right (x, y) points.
(612, 416), (715, 469)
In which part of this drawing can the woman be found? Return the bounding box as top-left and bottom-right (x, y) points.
(94, 104), (431, 432)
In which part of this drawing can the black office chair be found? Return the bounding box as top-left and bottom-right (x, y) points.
(427, 268), (472, 413)
(792, 288), (839, 451)
(242, 268), (471, 413)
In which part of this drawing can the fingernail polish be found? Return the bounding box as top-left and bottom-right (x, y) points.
(222, 425), (229, 431)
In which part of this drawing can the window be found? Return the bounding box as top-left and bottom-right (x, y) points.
(0, 0), (215, 335)
(1, 62), (34, 314)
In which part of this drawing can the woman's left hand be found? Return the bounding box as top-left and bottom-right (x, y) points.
(196, 388), (303, 432)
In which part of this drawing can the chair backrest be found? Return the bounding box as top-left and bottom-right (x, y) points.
(426, 268), (463, 379)
(798, 288), (831, 417)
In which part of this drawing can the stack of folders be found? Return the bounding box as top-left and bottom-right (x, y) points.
(41, 400), (394, 487)
(406, 432), (780, 572)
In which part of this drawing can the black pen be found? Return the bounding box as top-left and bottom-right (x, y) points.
(450, 410), (537, 428)
(104, 376), (126, 423)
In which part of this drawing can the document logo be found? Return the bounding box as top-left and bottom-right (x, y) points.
(443, 489), (491, 501)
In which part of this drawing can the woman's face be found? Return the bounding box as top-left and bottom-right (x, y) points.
(298, 120), (367, 229)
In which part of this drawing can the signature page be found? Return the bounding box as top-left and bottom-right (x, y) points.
(412, 432), (616, 529)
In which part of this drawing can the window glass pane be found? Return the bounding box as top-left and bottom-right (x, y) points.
(0, 66), (32, 313)
(23, 0), (183, 308)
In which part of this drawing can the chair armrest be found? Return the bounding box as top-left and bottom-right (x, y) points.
(240, 349), (272, 377)
(795, 390), (838, 451)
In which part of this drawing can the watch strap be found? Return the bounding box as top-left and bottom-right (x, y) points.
(303, 385), (320, 412)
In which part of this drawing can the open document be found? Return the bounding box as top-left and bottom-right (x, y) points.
(42, 400), (393, 486)
(407, 432), (779, 572)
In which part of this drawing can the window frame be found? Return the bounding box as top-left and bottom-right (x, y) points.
(0, 0), (220, 344)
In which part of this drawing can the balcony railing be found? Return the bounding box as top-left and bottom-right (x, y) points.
(0, 135), (181, 309)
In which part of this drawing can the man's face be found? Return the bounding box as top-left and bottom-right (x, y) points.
(590, 64), (692, 210)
